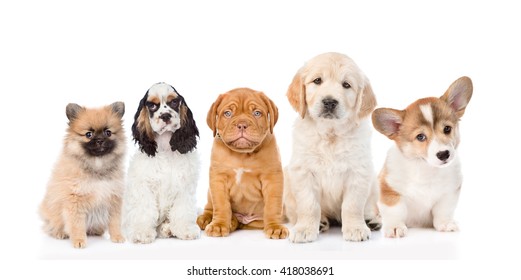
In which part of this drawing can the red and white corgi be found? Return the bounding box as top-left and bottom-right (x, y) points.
(372, 76), (473, 238)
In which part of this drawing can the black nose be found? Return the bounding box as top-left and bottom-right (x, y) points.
(95, 138), (104, 145)
(436, 150), (450, 161)
(159, 113), (172, 122)
(322, 98), (338, 111)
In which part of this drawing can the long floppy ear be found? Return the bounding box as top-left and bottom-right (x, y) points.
(131, 91), (157, 157)
(206, 94), (225, 137)
(170, 96), (199, 154)
(357, 78), (377, 119)
(440, 76), (473, 118)
(286, 72), (307, 118)
(258, 92), (279, 134)
(372, 108), (404, 140)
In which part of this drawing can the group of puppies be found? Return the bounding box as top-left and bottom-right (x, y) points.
(39, 52), (473, 248)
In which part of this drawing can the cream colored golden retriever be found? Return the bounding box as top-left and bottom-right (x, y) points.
(284, 52), (380, 243)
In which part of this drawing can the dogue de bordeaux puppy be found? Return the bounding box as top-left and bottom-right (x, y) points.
(197, 88), (288, 239)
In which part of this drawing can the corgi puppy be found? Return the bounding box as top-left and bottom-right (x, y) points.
(372, 76), (473, 238)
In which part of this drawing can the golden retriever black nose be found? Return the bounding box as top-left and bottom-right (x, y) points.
(322, 98), (338, 111)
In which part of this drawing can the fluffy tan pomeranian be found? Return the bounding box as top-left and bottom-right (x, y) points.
(39, 102), (126, 248)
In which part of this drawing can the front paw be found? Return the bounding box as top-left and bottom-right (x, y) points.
(72, 237), (87, 249)
(289, 225), (318, 243)
(197, 213), (213, 230)
(434, 220), (459, 232)
(264, 224), (288, 239)
(172, 224), (201, 240)
(342, 224), (371, 242)
(205, 222), (231, 237)
(128, 228), (157, 244)
(384, 223), (408, 238)
(110, 234), (125, 243)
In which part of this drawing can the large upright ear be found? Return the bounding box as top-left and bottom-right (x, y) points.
(110, 101), (125, 119)
(170, 96), (199, 154)
(206, 94), (225, 137)
(66, 103), (85, 122)
(372, 108), (404, 139)
(258, 92), (279, 134)
(440, 76), (473, 118)
(131, 91), (157, 157)
(286, 72), (307, 118)
(357, 78), (377, 119)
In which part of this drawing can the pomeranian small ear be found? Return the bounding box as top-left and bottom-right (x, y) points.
(66, 103), (84, 121)
(440, 76), (473, 118)
(110, 101), (125, 119)
(372, 108), (404, 139)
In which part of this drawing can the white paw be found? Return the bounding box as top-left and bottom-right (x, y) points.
(384, 224), (408, 238)
(342, 224), (371, 242)
(172, 224), (201, 240)
(157, 222), (172, 238)
(434, 220), (459, 232)
(129, 229), (157, 244)
(289, 226), (319, 243)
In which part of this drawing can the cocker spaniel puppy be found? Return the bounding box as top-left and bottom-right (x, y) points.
(122, 82), (200, 243)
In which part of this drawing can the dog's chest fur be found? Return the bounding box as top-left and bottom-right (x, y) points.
(384, 145), (462, 226)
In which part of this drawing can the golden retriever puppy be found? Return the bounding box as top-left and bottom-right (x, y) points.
(197, 88), (288, 239)
(284, 52), (380, 243)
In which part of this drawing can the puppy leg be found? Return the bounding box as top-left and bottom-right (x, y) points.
(261, 171), (288, 239)
(63, 201), (88, 249)
(341, 178), (371, 242)
(432, 189), (460, 232)
(168, 189), (200, 240)
(107, 194), (125, 243)
(40, 204), (68, 239)
(197, 192), (214, 230)
(122, 184), (158, 244)
(204, 176), (233, 237)
(287, 168), (321, 243)
(379, 201), (408, 238)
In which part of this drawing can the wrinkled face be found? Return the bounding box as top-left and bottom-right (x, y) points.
(208, 88), (277, 153)
(145, 83), (182, 135)
(287, 52), (376, 123)
(399, 98), (460, 167)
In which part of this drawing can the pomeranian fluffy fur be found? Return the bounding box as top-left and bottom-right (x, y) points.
(39, 102), (126, 248)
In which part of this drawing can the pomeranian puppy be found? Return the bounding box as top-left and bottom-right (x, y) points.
(39, 101), (126, 248)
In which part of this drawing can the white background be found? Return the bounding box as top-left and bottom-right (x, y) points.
(1, 0), (520, 279)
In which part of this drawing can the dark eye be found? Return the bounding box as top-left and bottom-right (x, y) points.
(313, 77), (322, 85)
(224, 111), (232, 118)
(416, 133), (427, 142)
(443, 126), (452, 134)
(253, 111), (262, 117)
(146, 102), (158, 112)
(168, 99), (179, 108)
(342, 81), (351, 89)
(85, 131), (93, 139)
(104, 129), (112, 137)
